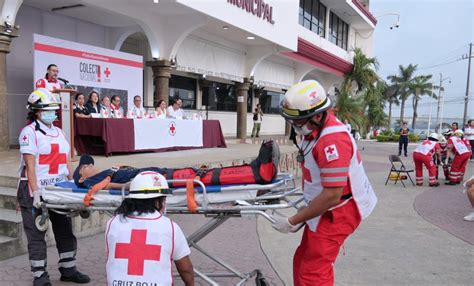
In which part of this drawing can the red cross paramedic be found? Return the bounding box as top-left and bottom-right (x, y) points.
(106, 172), (194, 286)
(412, 133), (442, 187)
(35, 64), (62, 92)
(272, 80), (377, 286)
(445, 130), (472, 185)
(18, 88), (90, 285)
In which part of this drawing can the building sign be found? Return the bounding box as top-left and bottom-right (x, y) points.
(227, 0), (275, 24)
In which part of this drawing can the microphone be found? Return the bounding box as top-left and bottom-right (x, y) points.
(58, 77), (69, 84)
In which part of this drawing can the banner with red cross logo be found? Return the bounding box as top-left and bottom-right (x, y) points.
(134, 119), (203, 150)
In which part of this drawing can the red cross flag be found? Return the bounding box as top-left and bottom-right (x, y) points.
(324, 144), (339, 162)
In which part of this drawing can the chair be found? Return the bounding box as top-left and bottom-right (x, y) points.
(385, 155), (415, 187)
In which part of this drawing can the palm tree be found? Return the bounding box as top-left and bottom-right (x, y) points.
(382, 82), (399, 129)
(387, 64), (418, 124)
(336, 48), (379, 134)
(334, 89), (366, 130)
(364, 80), (387, 131)
(409, 75), (436, 130)
(342, 48), (379, 95)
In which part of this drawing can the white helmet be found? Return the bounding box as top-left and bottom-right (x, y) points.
(428, 132), (439, 141)
(453, 129), (464, 137)
(438, 136), (447, 145)
(280, 80), (332, 120)
(27, 88), (61, 110)
(128, 171), (171, 199)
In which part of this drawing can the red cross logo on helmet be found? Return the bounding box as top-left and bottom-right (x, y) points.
(169, 122), (176, 136)
(152, 175), (162, 187)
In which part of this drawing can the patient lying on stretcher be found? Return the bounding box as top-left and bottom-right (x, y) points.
(73, 140), (280, 190)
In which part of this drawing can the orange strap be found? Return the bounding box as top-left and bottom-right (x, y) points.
(185, 177), (199, 213)
(83, 176), (111, 207)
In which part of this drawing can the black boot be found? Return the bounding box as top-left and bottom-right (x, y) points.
(34, 273), (52, 286)
(60, 271), (91, 283)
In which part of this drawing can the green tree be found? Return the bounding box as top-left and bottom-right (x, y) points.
(382, 82), (399, 129)
(364, 80), (387, 130)
(409, 75), (436, 130)
(342, 48), (379, 95)
(336, 48), (380, 134)
(387, 64), (418, 124)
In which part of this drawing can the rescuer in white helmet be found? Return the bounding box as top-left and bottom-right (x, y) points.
(412, 133), (442, 186)
(271, 80), (377, 285)
(105, 171), (194, 286)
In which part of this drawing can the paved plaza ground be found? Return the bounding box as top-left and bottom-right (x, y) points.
(0, 140), (472, 285)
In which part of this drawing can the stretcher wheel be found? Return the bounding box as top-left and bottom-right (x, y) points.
(79, 210), (91, 219)
(255, 270), (268, 286)
(35, 215), (50, 232)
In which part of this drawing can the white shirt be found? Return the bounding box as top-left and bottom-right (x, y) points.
(35, 78), (62, 92)
(167, 106), (185, 119)
(105, 211), (190, 286)
(465, 126), (474, 140)
(128, 106), (146, 119)
(19, 120), (70, 193)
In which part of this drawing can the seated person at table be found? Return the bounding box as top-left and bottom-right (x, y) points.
(110, 95), (124, 118)
(101, 96), (112, 118)
(167, 97), (186, 119)
(155, 99), (168, 119)
(127, 95), (146, 118)
(73, 141), (280, 190)
(73, 93), (91, 118)
(85, 90), (101, 114)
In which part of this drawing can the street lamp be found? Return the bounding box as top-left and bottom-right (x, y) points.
(374, 12), (400, 29)
(436, 73), (451, 131)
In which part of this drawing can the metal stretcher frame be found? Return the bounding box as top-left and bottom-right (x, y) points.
(40, 174), (304, 285)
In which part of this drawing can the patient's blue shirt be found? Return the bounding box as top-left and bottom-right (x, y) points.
(82, 167), (166, 189)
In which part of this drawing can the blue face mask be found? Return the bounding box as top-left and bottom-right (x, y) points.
(40, 110), (57, 125)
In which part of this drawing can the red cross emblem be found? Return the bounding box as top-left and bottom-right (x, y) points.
(38, 144), (67, 174)
(169, 122), (176, 136)
(326, 146), (335, 154)
(22, 135), (28, 142)
(115, 229), (161, 276)
(104, 67), (111, 78)
(309, 91), (318, 98)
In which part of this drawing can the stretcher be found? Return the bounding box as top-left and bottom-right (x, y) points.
(39, 173), (304, 286)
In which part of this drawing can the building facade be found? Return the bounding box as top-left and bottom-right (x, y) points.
(0, 0), (376, 148)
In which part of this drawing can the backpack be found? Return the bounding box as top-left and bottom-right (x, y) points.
(253, 113), (258, 121)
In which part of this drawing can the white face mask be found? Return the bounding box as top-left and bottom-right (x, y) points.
(40, 110), (57, 125)
(294, 124), (312, 136)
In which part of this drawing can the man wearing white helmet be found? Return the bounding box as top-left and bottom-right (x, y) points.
(18, 89), (90, 285)
(271, 80), (377, 285)
(412, 133), (442, 187)
(445, 130), (471, 185)
(105, 171), (194, 286)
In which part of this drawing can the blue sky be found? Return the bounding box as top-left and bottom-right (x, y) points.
(371, 0), (474, 122)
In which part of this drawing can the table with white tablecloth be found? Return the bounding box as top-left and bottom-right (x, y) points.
(75, 118), (226, 156)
